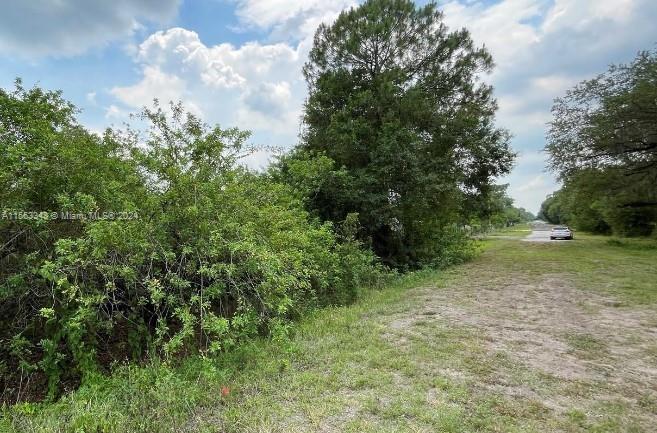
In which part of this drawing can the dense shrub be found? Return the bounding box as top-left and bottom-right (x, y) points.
(0, 84), (382, 402)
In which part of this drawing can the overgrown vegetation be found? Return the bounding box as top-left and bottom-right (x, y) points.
(1, 0), (518, 406)
(540, 50), (657, 237)
(466, 184), (534, 233)
(0, 85), (382, 403)
(4, 234), (656, 432)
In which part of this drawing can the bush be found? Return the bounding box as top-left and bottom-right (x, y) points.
(0, 85), (383, 402)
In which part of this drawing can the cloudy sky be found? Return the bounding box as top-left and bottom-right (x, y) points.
(1, 0), (656, 213)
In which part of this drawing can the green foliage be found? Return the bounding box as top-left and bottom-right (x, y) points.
(544, 49), (657, 237)
(539, 168), (656, 236)
(287, 0), (514, 268)
(465, 184), (534, 232)
(1, 83), (382, 403)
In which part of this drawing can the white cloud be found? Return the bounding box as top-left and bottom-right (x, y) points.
(542, 0), (636, 33)
(243, 81), (292, 116)
(441, 0), (545, 72)
(516, 174), (547, 193)
(530, 74), (578, 95)
(239, 149), (277, 171)
(0, 0), (181, 57)
(232, 0), (357, 40)
(86, 92), (97, 105)
(111, 66), (187, 109)
(105, 0), (357, 166)
(495, 73), (580, 135)
(515, 150), (549, 166)
(105, 104), (126, 120)
(500, 171), (559, 213)
(108, 27), (308, 157)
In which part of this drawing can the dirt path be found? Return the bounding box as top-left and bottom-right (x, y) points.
(380, 241), (657, 432)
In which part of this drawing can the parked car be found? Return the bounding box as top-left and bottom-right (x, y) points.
(550, 226), (574, 240)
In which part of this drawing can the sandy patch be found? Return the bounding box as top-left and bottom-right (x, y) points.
(383, 263), (657, 428)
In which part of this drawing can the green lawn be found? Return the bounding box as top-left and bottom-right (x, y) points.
(3, 234), (657, 433)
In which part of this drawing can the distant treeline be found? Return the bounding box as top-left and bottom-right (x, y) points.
(539, 50), (657, 237)
(1, 0), (522, 403)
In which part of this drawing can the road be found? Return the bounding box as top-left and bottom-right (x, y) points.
(522, 220), (571, 242)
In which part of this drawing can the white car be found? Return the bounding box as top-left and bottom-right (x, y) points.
(550, 226), (574, 240)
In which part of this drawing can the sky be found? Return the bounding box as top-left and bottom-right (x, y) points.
(1, 0), (656, 214)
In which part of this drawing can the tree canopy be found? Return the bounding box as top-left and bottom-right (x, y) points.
(543, 50), (657, 236)
(547, 50), (657, 183)
(284, 0), (514, 267)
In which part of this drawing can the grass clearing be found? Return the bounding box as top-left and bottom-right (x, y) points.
(481, 223), (533, 240)
(563, 333), (608, 360)
(3, 233), (657, 432)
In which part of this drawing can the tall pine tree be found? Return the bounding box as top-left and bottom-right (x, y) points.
(294, 0), (513, 267)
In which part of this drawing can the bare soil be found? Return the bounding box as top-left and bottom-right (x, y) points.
(383, 256), (657, 430)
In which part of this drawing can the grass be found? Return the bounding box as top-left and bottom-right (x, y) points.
(2, 233), (656, 432)
(486, 222), (533, 238)
(563, 333), (608, 359)
(482, 233), (657, 305)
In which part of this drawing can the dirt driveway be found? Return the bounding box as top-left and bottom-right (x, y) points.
(381, 238), (657, 432)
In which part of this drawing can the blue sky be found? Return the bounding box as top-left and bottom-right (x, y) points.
(1, 0), (656, 213)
